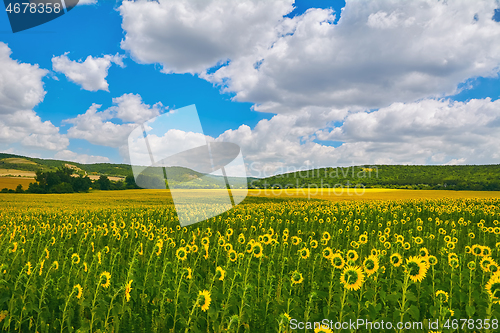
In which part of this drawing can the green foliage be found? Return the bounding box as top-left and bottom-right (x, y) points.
(250, 165), (500, 191)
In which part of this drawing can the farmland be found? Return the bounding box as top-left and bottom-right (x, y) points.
(1, 190), (500, 332)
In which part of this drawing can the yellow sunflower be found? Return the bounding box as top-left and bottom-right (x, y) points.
(330, 253), (345, 270)
(485, 274), (500, 304)
(176, 247), (187, 261)
(74, 284), (83, 299)
(390, 253), (403, 267)
(299, 248), (310, 260)
(252, 242), (263, 258)
(100, 271), (111, 288)
(216, 266), (226, 281)
(435, 290), (449, 303)
(198, 290), (211, 311)
(363, 255), (379, 276)
(340, 265), (364, 291)
(291, 271), (304, 285)
(405, 256), (428, 283)
(346, 250), (358, 262)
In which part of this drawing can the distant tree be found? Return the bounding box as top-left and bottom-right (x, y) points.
(15, 184), (24, 193)
(1, 188), (8, 193)
(95, 175), (111, 190)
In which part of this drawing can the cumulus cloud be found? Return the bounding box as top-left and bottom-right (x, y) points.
(54, 150), (110, 164)
(52, 53), (125, 92)
(64, 93), (165, 148)
(0, 43), (68, 151)
(119, 0), (294, 74)
(206, 0), (500, 113)
(218, 98), (500, 176)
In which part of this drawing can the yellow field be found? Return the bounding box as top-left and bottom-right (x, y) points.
(246, 188), (500, 201)
(0, 177), (34, 190)
(0, 169), (37, 177)
(2, 188), (500, 332)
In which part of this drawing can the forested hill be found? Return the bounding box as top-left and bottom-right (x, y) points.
(249, 165), (500, 191)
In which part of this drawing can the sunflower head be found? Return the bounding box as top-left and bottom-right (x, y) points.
(435, 290), (449, 303)
(74, 284), (83, 299)
(198, 290), (211, 311)
(405, 256), (428, 283)
(299, 248), (310, 260)
(291, 271), (304, 285)
(486, 275), (500, 303)
(330, 253), (345, 270)
(363, 255), (379, 276)
(215, 266), (226, 281)
(228, 249), (237, 262)
(346, 250), (358, 262)
(176, 247), (187, 261)
(390, 253), (403, 267)
(100, 271), (111, 288)
(340, 265), (364, 291)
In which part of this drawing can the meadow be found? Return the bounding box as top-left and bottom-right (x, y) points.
(1, 190), (500, 332)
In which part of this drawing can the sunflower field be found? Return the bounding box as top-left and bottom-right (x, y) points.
(1, 192), (500, 332)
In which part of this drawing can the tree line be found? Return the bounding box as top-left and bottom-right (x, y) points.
(1, 167), (140, 194)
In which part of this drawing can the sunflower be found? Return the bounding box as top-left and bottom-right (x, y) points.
(414, 237), (423, 245)
(472, 244), (482, 256)
(358, 234), (368, 244)
(186, 268), (192, 280)
(467, 261), (476, 270)
(198, 290), (211, 311)
(215, 266), (226, 281)
(228, 249), (237, 262)
(330, 253), (345, 270)
(405, 256), (428, 283)
(45, 248), (49, 259)
(363, 255), (379, 276)
(291, 271), (304, 285)
(201, 237), (210, 246)
(52, 261), (59, 270)
(11, 242), (17, 253)
(291, 236), (301, 246)
(100, 271), (111, 288)
(314, 325), (333, 333)
(485, 274), (500, 304)
(435, 290), (449, 303)
(480, 257), (494, 272)
(39, 260), (44, 276)
(403, 242), (411, 250)
(71, 253), (80, 264)
(419, 247), (429, 258)
(176, 247), (187, 261)
(428, 255), (438, 266)
(238, 234), (245, 244)
(310, 240), (318, 249)
(252, 242), (263, 258)
(384, 242), (391, 249)
(323, 247), (333, 259)
(390, 253), (403, 267)
(346, 250), (358, 262)
(226, 228), (233, 238)
(225, 243), (233, 252)
(489, 263), (499, 274)
(262, 234), (271, 245)
(299, 248), (310, 260)
(465, 246), (471, 254)
(483, 246), (492, 257)
(446, 242), (455, 250)
(74, 284), (83, 299)
(218, 237), (226, 247)
(370, 249), (379, 257)
(340, 265), (364, 291)
(26, 262), (32, 276)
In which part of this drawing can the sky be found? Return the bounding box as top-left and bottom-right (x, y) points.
(1, 0), (500, 178)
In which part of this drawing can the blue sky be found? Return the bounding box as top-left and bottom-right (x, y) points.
(1, 0), (500, 176)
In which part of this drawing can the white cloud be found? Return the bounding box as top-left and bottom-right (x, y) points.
(204, 0), (500, 112)
(110, 93), (163, 123)
(220, 98), (500, 176)
(52, 53), (125, 92)
(0, 43), (68, 151)
(64, 93), (165, 148)
(119, 0), (294, 74)
(54, 150), (110, 164)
